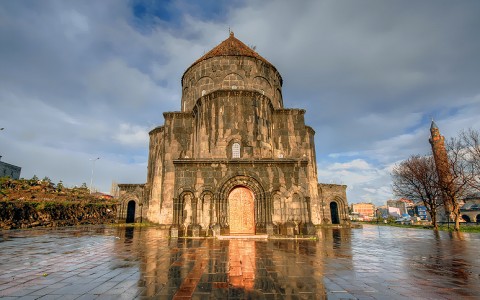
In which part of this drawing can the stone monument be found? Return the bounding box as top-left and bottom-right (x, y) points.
(117, 33), (349, 235)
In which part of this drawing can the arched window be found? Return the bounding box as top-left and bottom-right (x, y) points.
(232, 143), (241, 158)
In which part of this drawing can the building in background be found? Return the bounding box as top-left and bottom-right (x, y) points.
(414, 205), (429, 220)
(388, 206), (401, 218)
(460, 195), (480, 223)
(351, 203), (375, 221)
(387, 198), (413, 216)
(376, 205), (389, 219)
(0, 156), (21, 179)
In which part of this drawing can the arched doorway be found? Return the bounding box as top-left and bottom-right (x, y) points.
(330, 201), (340, 224)
(126, 200), (136, 223)
(228, 186), (255, 234)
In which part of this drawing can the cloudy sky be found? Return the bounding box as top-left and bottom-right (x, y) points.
(1, 0), (479, 205)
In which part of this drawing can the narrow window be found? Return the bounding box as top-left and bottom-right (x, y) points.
(232, 143), (241, 158)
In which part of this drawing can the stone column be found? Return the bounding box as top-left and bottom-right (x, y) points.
(302, 197), (316, 235)
(170, 197), (180, 238)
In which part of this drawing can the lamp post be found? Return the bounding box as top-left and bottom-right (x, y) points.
(89, 157), (100, 193)
(0, 129), (4, 161)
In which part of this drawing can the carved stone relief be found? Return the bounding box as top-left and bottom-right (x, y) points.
(228, 186), (255, 234)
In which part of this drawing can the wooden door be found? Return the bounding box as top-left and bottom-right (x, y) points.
(228, 186), (255, 234)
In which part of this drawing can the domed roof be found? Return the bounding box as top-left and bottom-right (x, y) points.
(196, 32), (271, 64)
(184, 32), (275, 76)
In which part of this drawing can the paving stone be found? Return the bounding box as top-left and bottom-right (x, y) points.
(0, 225), (479, 299)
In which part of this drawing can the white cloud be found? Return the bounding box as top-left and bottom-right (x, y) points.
(328, 151), (360, 159)
(87, 59), (164, 107)
(318, 158), (393, 205)
(1, 0), (479, 199)
(113, 123), (149, 148)
(329, 159), (372, 171)
(60, 9), (89, 39)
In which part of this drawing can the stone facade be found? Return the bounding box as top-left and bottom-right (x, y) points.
(117, 33), (349, 235)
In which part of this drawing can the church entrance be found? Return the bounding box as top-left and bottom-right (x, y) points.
(228, 186), (255, 234)
(330, 201), (340, 224)
(126, 200), (136, 223)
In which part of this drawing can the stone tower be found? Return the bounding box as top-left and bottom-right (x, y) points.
(429, 120), (453, 212)
(117, 33), (349, 235)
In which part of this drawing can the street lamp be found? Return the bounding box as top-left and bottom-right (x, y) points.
(0, 129), (4, 161)
(89, 157), (100, 193)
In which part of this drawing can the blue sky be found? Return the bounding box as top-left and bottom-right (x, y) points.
(1, 0), (480, 205)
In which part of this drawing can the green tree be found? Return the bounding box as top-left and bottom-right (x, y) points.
(29, 175), (39, 186)
(56, 180), (64, 191)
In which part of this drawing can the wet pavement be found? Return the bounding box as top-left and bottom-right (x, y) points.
(0, 225), (479, 300)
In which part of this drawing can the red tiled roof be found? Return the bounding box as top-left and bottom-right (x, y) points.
(184, 32), (273, 75)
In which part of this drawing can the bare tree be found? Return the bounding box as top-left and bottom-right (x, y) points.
(392, 155), (442, 230)
(460, 128), (480, 192)
(442, 137), (475, 231)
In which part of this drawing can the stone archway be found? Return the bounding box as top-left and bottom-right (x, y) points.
(228, 186), (255, 234)
(216, 175), (266, 232)
(126, 200), (136, 223)
(330, 201), (340, 225)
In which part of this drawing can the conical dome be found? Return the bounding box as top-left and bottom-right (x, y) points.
(184, 32), (275, 75)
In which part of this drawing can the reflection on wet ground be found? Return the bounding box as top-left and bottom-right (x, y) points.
(0, 225), (479, 299)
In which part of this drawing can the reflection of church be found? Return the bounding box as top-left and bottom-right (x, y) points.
(117, 33), (349, 235)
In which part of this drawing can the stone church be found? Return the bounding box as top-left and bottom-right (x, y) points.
(117, 33), (349, 235)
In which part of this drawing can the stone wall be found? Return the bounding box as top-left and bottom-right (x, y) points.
(318, 183), (349, 225)
(193, 90), (273, 159)
(117, 184), (146, 223)
(181, 56), (283, 111)
(0, 161), (21, 179)
(0, 201), (117, 229)
(172, 159), (312, 231)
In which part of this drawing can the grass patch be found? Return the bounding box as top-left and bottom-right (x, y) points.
(360, 221), (480, 233)
(437, 224), (480, 233)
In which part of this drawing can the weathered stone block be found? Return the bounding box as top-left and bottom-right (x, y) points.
(211, 223), (221, 236)
(170, 225), (179, 238)
(302, 222), (316, 235)
(188, 224), (201, 237)
(281, 222), (296, 236)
